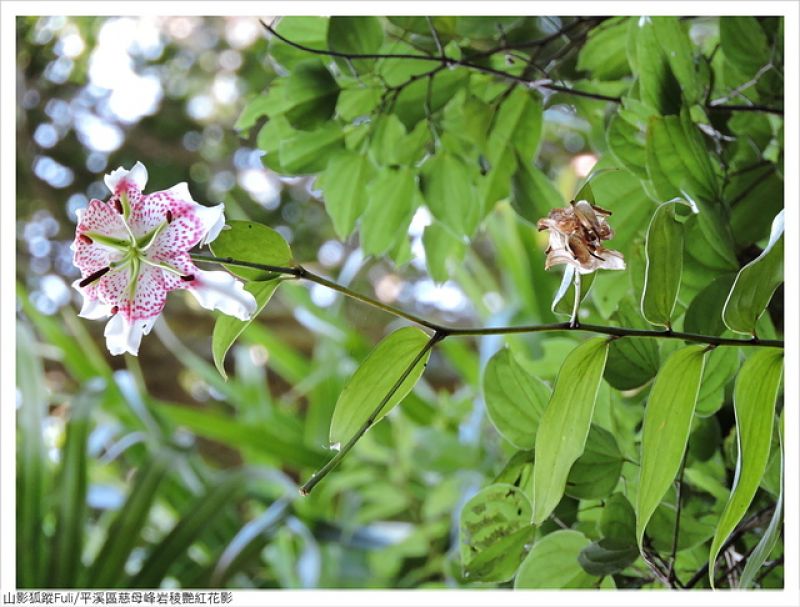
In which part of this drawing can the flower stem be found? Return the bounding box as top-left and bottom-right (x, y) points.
(570, 272), (582, 328)
(299, 331), (444, 496)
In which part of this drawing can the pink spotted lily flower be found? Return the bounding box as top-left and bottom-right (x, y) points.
(71, 162), (257, 356)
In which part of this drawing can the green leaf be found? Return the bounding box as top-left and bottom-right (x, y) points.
(459, 484), (535, 582)
(317, 151), (374, 239)
(235, 95), (271, 134)
(129, 474), (246, 588)
(281, 60), (339, 130)
(327, 16), (384, 72)
(641, 200), (690, 327)
(635, 345), (707, 550)
(515, 530), (596, 588)
(488, 87), (543, 164)
(87, 455), (170, 588)
(635, 17), (682, 115)
(651, 17), (702, 105)
(208, 220), (292, 281)
(212, 280), (281, 379)
(392, 67), (469, 131)
(695, 346), (740, 417)
(579, 539), (639, 576)
(739, 410), (784, 588)
(720, 17), (771, 78)
(576, 17), (632, 80)
(278, 123), (344, 174)
(422, 223), (466, 283)
(47, 387), (98, 587)
(483, 348), (550, 450)
(606, 111), (648, 179)
(268, 17), (329, 70)
(361, 166), (418, 256)
(16, 323), (48, 587)
(421, 152), (480, 236)
(604, 300), (660, 389)
(600, 492), (637, 544)
(708, 349), (783, 587)
(532, 338), (609, 524)
(646, 500), (716, 553)
(329, 327), (431, 446)
(684, 274), (737, 336)
(335, 85), (381, 121)
(566, 424), (624, 500)
(510, 156), (563, 225)
(723, 210), (784, 335)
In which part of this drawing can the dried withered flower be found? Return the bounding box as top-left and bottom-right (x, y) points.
(537, 200), (625, 274)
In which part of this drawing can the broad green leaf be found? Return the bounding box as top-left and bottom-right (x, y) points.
(578, 539), (639, 576)
(47, 388), (98, 587)
(282, 60), (339, 129)
(636, 345), (707, 550)
(317, 151), (374, 239)
(361, 166), (418, 256)
(739, 410), (783, 588)
(515, 530), (596, 588)
(483, 349), (550, 450)
(565, 424), (624, 500)
(601, 492), (637, 544)
(646, 500), (716, 553)
(16, 323), (48, 587)
(641, 200), (690, 327)
(369, 114), (426, 167)
(478, 146), (517, 216)
(129, 474), (246, 588)
(532, 338), (609, 524)
(720, 17), (771, 78)
(87, 455), (170, 588)
(576, 17), (632, 80)
(392, 67), (469, 131)
(422, 223), (466, 283)
(604, 300), (660, 389)
(268, 17), (329, 70)
(327, 16), (383, 73)
(510, 156), (563, 225)
(606, 112), (647, 179)
(329, 327), (431, 446)
(684, 274), (737, 336)
(708, 349), (783, 587)
(459, 484), (535, 582)
(487, 87), (543, 164)
(235, 95), (271, 134)
(278, 123), (344, 174)
(212, 280), (281, 379)
(651, 17), (702, 105)
(723, 210), (784, 335)
(421, 152), (480, 236)
(335, 85), (381, 121)
(688, 416), (723, 462)
(208, 220), (292, 281)
(636, 17), (681, 115)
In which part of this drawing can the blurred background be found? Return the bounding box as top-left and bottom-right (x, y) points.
(15, 15), (642, 590)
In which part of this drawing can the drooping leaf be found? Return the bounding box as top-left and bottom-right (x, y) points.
(422, 223), (466, 283)
(515, 530), (598, 589)
(278, 123), (344, 174)
(421, 151), (480, 236)
(483, 349), (550, 450)
(487, 87), (543, 164)
(695, 346), (740, 417)
(510, 156), (563, 225)
(361, 166), (419, 257)
(604, 300), (660, 389)
(212, 280), (282, 379)
(684, 274), (737, 336)
(708, 349), (783, 587)
(722, 209), (784, 335)
(316, 151), (375, 239)
(208, 220), (293, 281)
(282, 60), (339, 130)
(459, 483), (535, 582)
(600, 492), (637, 544)
(636, 345), (707, 550)
(268, 17), (329, 70)
(329, 327), (432, 447)
(641, 200), (690, 327)
(576, 17), (632, 80)
(532, 338), (609, 524)
(578, 539), (639, 577)
(565, 424), (624, 500)
(327, 16), (384, 73)
(739, 410), (784, 588)
(720, 17), (771, 78)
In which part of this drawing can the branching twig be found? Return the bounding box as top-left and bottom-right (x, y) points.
(191, 254), (784, 350)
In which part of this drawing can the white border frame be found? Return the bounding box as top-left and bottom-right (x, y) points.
(2, 2), (797, 605)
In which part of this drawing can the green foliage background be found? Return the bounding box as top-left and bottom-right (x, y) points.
(16, 15), (784, 590)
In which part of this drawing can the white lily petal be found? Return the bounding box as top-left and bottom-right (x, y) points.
(73, 281), (113, 320)
(196, 204), (226, 245)
(104, 161), (148, 193)
(167, 182), (195, 203)
(103, 313), (145, 356)
(187, 270), (257, 321)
